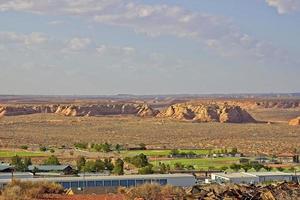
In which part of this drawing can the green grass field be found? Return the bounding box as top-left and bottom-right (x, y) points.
(121, 149), (229, 157)
(0, 150), (46, 158)
(150, 157), (240, 170)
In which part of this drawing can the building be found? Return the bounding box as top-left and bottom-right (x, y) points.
(247, 172), (292, 183)
(28, 165), (73, 174)
(211, 172), (293, 184)
(0, 165), (14, 173)
(0, 174), (196, 190)
(0, 172), (33, 180)
(277, 153), (299, 163)
(211, 172), (259, 184)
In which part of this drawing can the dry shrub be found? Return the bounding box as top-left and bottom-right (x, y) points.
(160, 185), (186, 199)
(120, 184), (186, 200)
(0, 180), (64, 200)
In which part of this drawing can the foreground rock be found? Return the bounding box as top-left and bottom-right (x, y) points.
(158, 103), (256, 123)
(289, 117), (300, 126)
(188, 182), (300, 200)
(0, 104), (157, 117)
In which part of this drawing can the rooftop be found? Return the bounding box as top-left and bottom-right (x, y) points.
(28, 165), (72, 171)
(213, 173), (257, 179)
(0, 174), (195, 183)
(246, 172), (291, 176)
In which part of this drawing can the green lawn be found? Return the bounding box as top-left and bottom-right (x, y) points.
(0, 150), (46, 158)
(150, 157), (240, 170)
(121, 149), (230, 157)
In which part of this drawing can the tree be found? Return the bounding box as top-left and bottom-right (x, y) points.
(39, 146), (47, 152)
(170, 149), (180, 156)
(139, 143), (146, 150)
(76, 156), (86, 171)
(83, 161), (96, 172)
(241, 164), (252, 172)
(11, 155), (25, 171)
(44, 155), (60, 165)
(252, 163), (264, 172)
(174, 162), (184, 170)
(125, 154), (149, 168)
(94, 159), (105, 172)
(138, 165), (153, 174)
(102, 142), (112, 153)
(230, 163), (241, 172)
(231, 148), (238, 155)
(115, 144), (122, 153)
(23, 157), (32, 169)
(104, 158), (114, 171)
(220, 166), (228, 171)
(113, 158), (124, 175)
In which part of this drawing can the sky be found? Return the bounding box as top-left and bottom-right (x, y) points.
(0, 0), (299, 95)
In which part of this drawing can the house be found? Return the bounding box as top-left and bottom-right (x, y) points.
(28, 165), (73, 174)
(277, 153), (299, 163)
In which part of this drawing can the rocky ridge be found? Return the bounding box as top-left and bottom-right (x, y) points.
(158, 103), (256, 123)
(0, 103), (256, 123)
(0, 104), (156, 117)
(289, 117), (300, 126)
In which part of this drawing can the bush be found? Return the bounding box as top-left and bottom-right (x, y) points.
(120, 184), (186, 200)
(0, 180), (63, 200)
(74, 143), (88, 149)
(43, 155), (60, 165)
(20, 145), (28, 150)
(125, 153), (149, 168)
(39, 146), (47, 152)
(138, 165), (153, 174)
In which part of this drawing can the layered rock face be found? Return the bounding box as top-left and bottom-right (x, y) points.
(158, 103), (256, 123)
(289, 117), (300, 126)
(54, 104), (157, 117)
(0, 105), (58, 116)
(0, 104), (157, 117)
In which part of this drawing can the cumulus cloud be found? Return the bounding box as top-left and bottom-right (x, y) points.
(0, 31), (48, 46)
(63, 37), (91, 52)
(0, 0), (296, 65)
(96, 45), (136, 56)
(266, 0), (300, 14)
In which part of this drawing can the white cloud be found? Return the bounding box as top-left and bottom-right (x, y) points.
(63, 37), (91, 52)
(266, 0), (300, 14)
(0, 31), (48, 46)
(48, 20), (64, 25)
(96, 45), (136, 56)
(0, 0), (297, 65)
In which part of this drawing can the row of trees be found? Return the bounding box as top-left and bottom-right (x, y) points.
(11, 155), (60, 172)
(76, 157), (124, 175)
(74, 142), (123, 153)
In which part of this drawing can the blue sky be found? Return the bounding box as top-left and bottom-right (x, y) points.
(0, 0), (299, 95)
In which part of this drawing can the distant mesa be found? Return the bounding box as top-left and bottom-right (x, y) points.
(157, 103), (256, 123)
(289, 117), (300, 126)
(0, 102), (256, 123)
(0, 103), (158, 118)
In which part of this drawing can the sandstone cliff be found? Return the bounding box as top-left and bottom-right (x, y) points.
(157, 103), (256, 123)
(289, 117), (300, 126)
(0, 103), (157, 117)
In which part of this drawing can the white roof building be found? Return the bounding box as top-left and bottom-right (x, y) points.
(211, 172), (294, 184)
